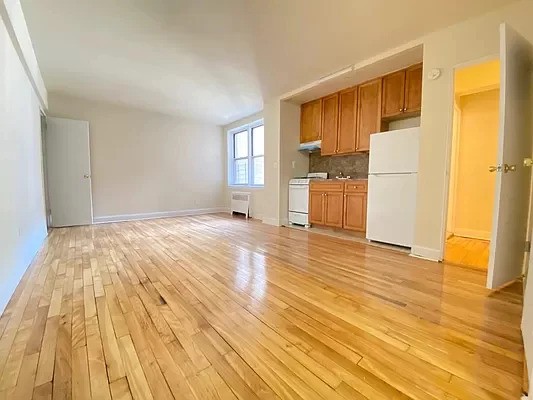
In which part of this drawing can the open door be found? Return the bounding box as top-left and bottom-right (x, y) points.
(46, 117), (93, 227)
(487, 24), (533, 289)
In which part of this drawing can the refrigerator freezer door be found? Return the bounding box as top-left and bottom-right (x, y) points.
(366, 173), (418, 247)
(369, 127), (420, 174)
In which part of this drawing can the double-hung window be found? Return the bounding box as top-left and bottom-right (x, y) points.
(228, 120), (264, 187)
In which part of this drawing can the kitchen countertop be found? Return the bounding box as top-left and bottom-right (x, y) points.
(322, 178), (368, 182)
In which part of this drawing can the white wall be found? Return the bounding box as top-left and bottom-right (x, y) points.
(0, 15), (47, 312)
(48, 94), (226, 222)
(223, 111), (265, 219)
(412, 0), (533, 260)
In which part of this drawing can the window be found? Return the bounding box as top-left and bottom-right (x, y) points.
(228, 120), (264, 186)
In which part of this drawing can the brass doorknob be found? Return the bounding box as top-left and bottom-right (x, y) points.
(503, 164), (516, 173)
(488, 165), (501, 172)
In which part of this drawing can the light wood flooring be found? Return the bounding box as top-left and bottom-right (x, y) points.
(0, 214), (523, 399)
(445, 236), (490, 270)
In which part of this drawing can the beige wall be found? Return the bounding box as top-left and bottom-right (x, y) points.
(279, 100), (309, 225)
(262, 99), (281, 225)
(223, 112), (265, 219)
(413, 0), (533, 259)
(260, 99), (309, 226)
(48, 94), (226, 221)
(0, 15), (47, 312)
(448, 90), (499, 240)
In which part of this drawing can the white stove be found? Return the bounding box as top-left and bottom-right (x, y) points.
(288, 172), (328, 227)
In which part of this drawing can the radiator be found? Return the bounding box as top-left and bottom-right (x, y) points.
(231, 192), (250, 218)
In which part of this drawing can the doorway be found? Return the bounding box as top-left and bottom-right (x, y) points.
(444, 59), (500, 270)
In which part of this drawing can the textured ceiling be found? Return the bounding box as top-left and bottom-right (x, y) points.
(21, 0), (517, 124)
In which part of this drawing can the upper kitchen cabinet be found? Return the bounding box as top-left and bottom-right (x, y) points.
(300, 99), (322, 143)
(320, 93), (339, 156)
(382, 70), (406, 118)
(404, 63), (423, 113)
(337, 87), (358, 154)
(357, 78), (382, 152)
(381, 63), (423, 119)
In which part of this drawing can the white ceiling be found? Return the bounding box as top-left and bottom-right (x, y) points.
(21, 0), (516, 125)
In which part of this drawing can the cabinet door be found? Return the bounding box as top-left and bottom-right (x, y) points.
(382, 70), (406, 118)
(357, 79), (382, 152)
(300, 99), (322, 143)
(309, 191), (325, 225)
(324, 192), (344, 228)
(404, 63), (423, 113)
(320, 93), (339, 156)
(344, 192), (367, 232)
(337, 87), (358, 154)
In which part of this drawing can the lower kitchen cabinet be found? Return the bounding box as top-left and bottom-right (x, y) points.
(344, 192), (367, 231)
(309, 191), (326, 225)
(324, 192), (344, 228)
(309, 180), (367, 231)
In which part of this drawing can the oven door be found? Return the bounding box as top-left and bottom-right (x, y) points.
(289, 184), (309, 213)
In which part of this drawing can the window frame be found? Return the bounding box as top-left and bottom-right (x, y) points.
(227, 119), (264, 188)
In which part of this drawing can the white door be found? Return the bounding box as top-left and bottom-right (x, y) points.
(487, 23), (533, 289)
(523, 263), (533, 391)
(46, 117), (93, 227)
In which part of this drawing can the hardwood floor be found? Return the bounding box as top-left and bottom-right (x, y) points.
(0, 214), (523, 399)
(445, 236), (490, 270)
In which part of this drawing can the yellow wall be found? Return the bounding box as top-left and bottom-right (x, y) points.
(455, 60), (500, 96)
(448, 89), (499, 239)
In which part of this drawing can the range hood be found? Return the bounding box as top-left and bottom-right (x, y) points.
(299, 140), (321, 152)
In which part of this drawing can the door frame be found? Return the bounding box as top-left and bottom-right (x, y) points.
(39, 109), (51, 228)
(439, 54), (499, 261)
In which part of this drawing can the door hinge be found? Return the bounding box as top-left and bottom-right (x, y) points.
(525, 241), (531, 253)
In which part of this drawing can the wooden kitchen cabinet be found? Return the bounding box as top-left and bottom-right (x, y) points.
(309, 191), (325, 225)
(357, 78), (382, 152)
(382, 70), (406, 118)
(309, 182), (344, 228)
(404, 63), (423, 113)
(310, 181), (366, 231)
(343, 181), (368, 232)
(337, 87), (358, 154)
(381, 63), (423, 119)
(300, 99), (322, 143)
(320, 93), (339, 156)
(324, 192), (344, 227)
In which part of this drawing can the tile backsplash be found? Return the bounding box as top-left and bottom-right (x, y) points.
(309, 152), (369, 179)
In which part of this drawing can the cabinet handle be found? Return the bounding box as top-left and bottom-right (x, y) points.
(399, 108), (403, 112)
(403, 107), (407, 112)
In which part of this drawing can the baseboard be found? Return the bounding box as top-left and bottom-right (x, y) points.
(452, 229), (491, 241)
(410, 245), (441, 262)
(93, 208), (230, 224)
(262, 217), (281, 227)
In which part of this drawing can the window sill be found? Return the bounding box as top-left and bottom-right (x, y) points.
(228, 185), (264, 189)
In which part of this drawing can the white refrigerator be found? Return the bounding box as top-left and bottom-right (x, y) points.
(366, 127), (420, 247)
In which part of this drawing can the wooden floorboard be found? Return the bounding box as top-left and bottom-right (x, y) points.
(0, 214), (523, 399)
